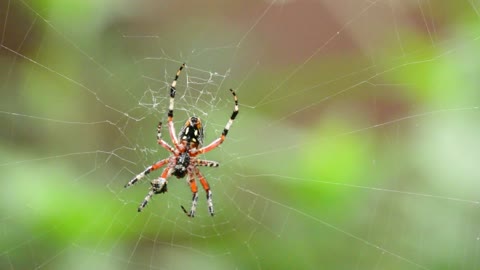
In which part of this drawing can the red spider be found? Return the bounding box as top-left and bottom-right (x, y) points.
(124, 63), (239, 217)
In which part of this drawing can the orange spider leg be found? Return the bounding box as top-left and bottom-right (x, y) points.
(181, 171), (199, 217)
(151, 159), (168, 171)
(196, 169), (210, 191)
(199, 137), (224, 154)
(124, 158), (169, 188)
(195, 168), (214, 216)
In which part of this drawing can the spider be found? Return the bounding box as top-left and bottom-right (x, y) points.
(124, 63), (239, 217)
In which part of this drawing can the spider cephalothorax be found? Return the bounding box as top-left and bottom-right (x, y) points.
(124, 63), (239, 217)
(172, 151), (190, 178)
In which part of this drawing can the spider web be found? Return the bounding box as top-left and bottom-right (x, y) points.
(1, 0), (480, 269)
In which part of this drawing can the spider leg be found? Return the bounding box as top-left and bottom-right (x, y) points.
(124, 158), (169, 188)
(181, 171), (199, 217)
(195, 168), (214, 216)
(138, 190), (154, 212)
(167, 63), (185, 149)
(196, 159), (219, 167)
(199, 89), (238, 154)
(157, 121), (175, 153)
(137, 168), (171, 212)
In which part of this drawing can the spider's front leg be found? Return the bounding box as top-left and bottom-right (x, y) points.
(196, 168), (214, 216)
(180, 168), (215, 217)
(181, 171), (199, 217)
(138, 177), (167, 212)
(138, 168), (171, 212)
(124, 158), (168, 188)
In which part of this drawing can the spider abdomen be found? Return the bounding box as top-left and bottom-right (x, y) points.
(178, 116), (204, 145)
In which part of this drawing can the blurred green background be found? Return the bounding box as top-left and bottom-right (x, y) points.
(1, 0), (480, 269)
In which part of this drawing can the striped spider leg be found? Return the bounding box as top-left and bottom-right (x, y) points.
(196, 159), (220, 167)
(137, 166), (172, 212)
(180, 159), (218, 217)
(198, 89), (239, 155)
(124, 158), (169, 188)
(166, 63), (185, 150)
